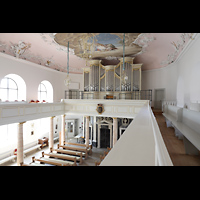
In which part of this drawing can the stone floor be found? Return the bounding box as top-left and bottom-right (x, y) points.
(5, 138), (107, 166)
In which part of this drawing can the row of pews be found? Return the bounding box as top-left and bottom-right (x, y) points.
(21, 142), (92, 166)
(95, 147), (111, 166)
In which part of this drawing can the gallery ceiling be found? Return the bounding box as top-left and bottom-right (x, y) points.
(0, 33), (194, 74)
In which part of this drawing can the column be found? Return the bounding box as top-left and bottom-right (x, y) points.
(97, 125), (101, 148)
(17, 121), (26, 166)
(85, 116), (89, 148)
(93, 116), (97, 147)
(49, 116), (55, 150)
(83, 116), (85, 138)
(113, 117), (118, 147)
(61, 114), (66, 145)
(109, 124), (113, 148)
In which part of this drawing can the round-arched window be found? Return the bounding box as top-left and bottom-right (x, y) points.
(38, 82), (47, 102)
(0, 74), (26, 101)
(38, 80), (53, 102)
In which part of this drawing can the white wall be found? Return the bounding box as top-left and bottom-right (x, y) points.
(0, 53), (83, 102)
(142, 63), (178, 107)
(142, 34), (200, 111)
(0, 52), (83, 157)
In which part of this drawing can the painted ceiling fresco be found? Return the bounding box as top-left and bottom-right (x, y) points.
(0, 33), (194, 74)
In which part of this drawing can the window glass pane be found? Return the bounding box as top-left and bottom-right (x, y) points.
(1, 78), (7, 88)
(0, 89), (8, 101)
(40, 92), (47, 101)
(38, 91), (41, 101)
(8, 79), (17, 89)
(9, 89), (18, 101)
(40, 84), (46, 92)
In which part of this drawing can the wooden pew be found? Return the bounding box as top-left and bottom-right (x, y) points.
(55, 145), (83, 163)
(59, 144), (88, 159)
(95, 161), (101, 166)
(107, 147), (112, 152)
(32, 153), (76, 166)
(44, 152), (77, 165)
(47, 148), (82, 164)
(64, 141), (92, 155)
(20, 161), (46, 166)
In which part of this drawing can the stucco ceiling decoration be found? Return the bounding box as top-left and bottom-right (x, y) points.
(0, 33), (195, 74)
(54, 33), (142, 60)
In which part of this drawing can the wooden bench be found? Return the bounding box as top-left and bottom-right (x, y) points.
(163, 105), (200, 155)
(64, 141), (92, 155)
(32, 153), (76, 166)
(20, 162), (46, 166)
(51, 147), (82, 164)
(59, 144), (88, 158)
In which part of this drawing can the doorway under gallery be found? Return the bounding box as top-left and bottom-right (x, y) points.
(154, 88), (165, 110)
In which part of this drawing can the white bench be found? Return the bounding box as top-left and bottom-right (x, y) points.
(0, 154), (17, 165)
(162, 105), (182, 127)
(163, 105), (200, 155)
(24, 144), (41, 157)
(0, 143), (41, 165)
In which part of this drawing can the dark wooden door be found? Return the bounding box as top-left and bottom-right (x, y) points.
(100, 128), (110, 148)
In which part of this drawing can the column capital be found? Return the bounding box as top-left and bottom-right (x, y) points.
(112, 117), (117, 120)
(51, 116), (56, 119)
(19, 121), (26, 125)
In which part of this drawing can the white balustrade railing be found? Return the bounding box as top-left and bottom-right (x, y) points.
(100, 102), (173, 166)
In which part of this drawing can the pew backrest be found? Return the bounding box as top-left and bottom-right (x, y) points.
(182, 108), (200, 134)
(163, 105), (183, 122)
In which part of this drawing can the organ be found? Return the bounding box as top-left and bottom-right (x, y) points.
(82, 57), (142, 99)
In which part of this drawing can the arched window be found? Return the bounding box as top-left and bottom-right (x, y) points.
(38, 80), (53, 102)
(38, 82), (47, 102)
(0, 74), (26, 101)
(0, 77), (18, 101)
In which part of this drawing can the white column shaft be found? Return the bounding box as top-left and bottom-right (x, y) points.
(85, 116), (89, 148)
(113, 118), (118, 146)
(17, 122), (25, 166)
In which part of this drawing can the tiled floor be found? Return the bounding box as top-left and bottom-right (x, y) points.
(4, 139), (107, 166)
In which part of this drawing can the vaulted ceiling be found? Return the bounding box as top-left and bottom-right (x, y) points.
(0, 33), (194, 74)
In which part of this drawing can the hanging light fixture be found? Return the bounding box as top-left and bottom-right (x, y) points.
(121, 33), (128, 85)
(64, 41), (71, 86)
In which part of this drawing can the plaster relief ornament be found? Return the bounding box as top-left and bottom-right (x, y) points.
(11, 40), (31, 58)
